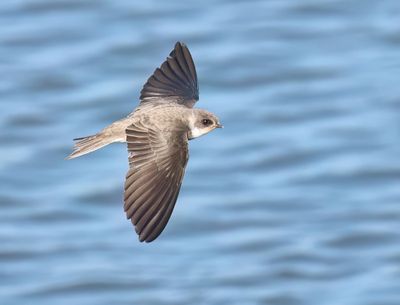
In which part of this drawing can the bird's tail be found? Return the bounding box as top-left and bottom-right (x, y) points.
(66, 118), (129, 160)
(66, 132), (111, 160)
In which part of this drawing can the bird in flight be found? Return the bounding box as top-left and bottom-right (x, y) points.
(67, 42), (222, 242)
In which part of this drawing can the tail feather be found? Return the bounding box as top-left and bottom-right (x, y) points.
(73, 136), (91, 141)
(67, 118), (130, 160)
(66, 133), (109, 160)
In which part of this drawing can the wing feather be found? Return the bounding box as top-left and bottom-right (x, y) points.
(124, 122), (188, 242)
(139, 42), (199, 107)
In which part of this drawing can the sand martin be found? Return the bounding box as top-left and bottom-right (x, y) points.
(67, 42), (222, 242)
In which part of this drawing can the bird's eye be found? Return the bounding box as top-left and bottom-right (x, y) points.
(202, 119), (212, 126)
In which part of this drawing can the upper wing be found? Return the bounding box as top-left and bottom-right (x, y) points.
(139, 42), (199, 108)
(124, 122), (189, 242)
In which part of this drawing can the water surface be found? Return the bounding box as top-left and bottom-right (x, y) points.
(1, 1), (400, 304)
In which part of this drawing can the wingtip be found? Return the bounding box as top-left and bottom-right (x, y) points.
(173, 41), (190, 53)
(175, 41), (186, 48)
(170, 41), (185, 57)
(140, 41), (198, 105)
(138, 234), (151, 243)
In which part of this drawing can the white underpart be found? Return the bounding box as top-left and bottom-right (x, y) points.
(191, 127), (205, 138)
(189, 111), (208, 139)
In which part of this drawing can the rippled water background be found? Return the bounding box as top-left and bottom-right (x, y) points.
(2, 0), (400, 304)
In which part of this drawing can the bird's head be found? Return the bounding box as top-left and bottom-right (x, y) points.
(188, 109), (223, 140)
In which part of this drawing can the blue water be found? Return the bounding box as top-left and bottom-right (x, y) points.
(1, 1), (400, 304)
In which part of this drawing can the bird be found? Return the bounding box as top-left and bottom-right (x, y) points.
(67, 42), (222, 242)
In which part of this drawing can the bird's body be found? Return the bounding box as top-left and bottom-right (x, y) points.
(67, 42), (221, 242)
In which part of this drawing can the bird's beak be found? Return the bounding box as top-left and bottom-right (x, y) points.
(216, 123), (224, 129)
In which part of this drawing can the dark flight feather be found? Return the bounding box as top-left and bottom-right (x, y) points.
(140, 42), (199, 108)
(124, 122), (189, 242)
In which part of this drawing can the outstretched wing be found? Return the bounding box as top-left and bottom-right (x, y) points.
(124, 122), (189, 242)
(139, 42), (199, 108)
